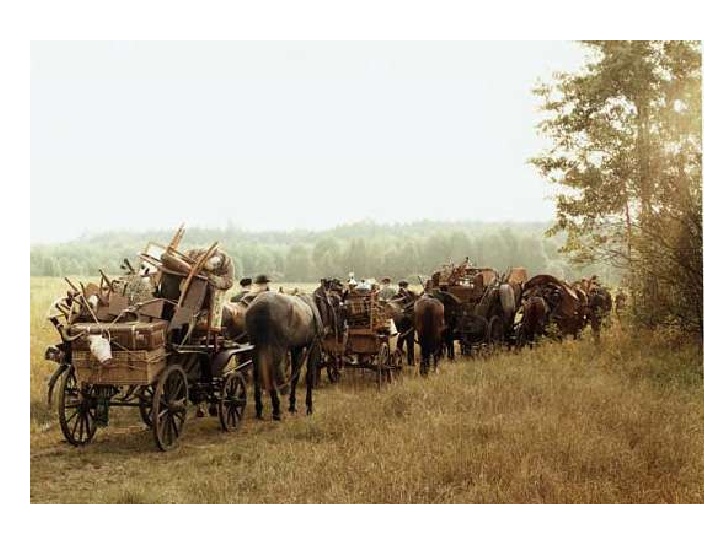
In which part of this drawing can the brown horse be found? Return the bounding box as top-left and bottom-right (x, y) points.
(414, 294), (445, 376)
(245, 292), (324, 420)
(426, 289), (461, 360)
(221, 294), (257, 342)
(384, 297), (417, 366)
(518, 294), (549, 348)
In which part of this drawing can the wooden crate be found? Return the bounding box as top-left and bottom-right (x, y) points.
(347, 331), (381, 354)
(322, 335), (344, 354)
(70, 321), (167, 352)
(447, 284), (478, 303)
(73, 347), (167, 385)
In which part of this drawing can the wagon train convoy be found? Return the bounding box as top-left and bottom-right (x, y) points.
(44, 226), (616, 451)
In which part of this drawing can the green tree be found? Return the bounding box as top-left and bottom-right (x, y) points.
(531, 40), (702, 329)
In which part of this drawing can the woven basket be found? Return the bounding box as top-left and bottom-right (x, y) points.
(73, 347), (166, 385)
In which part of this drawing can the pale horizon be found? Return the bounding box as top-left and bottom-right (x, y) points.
(31, 40), (587, 243)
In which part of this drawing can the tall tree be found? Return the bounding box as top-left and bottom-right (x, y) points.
(531, 40), (702, 329)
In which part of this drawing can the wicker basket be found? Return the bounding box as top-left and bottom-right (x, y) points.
(73, 347), (166, 385)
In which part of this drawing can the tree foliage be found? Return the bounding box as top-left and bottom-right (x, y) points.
(532, 40), (702, 331)
(30, 221), (620, 287)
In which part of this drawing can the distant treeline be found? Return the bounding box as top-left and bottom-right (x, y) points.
(30, 221), (620, 285)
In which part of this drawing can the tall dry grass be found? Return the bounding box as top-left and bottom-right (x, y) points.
(30, 277), (702, 503)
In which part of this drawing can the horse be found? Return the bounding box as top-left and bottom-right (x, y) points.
(427, 290), (462, 360)
(586, 287), (610, 343)
(518, 293), (549, 348)
(313, 283), (345, 383)
(384, 297), (417, 366)
(244, 292), (324, 420)
(476, 279), (518, 348)
(413, 294), (445, 376)
(221, 293), (257, 342)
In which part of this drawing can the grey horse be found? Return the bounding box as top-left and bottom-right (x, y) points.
(245, 291), (324, 420)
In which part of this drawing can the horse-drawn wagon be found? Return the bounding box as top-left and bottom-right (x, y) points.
(319, 282), (402, 387)
(45, 226), (253, 451)
(428, 260), (526, 355)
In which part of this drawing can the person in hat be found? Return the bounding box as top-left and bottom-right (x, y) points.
(393, 280), (416, 367)
(253, 274), (270, 293)
(379, 276), (397, 301)
(230, 277), (253, 303)
(313, 277), (331, 303)
(396, 280), (415, 303)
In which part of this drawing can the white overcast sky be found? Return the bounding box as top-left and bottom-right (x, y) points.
(30, 41), (587, 243)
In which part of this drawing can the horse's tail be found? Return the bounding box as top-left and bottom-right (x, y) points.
(256, 344), (274, 391)
(418, 301), (443, 356)
(246, 298), (285, 391)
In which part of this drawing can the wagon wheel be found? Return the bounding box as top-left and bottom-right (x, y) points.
(219, 372), (247, 432)
(151, 365), (189, 451)
(138, 385), (154, 428)
(58, 367), (97, 446)
(326, 354), (341, 383)
(488, 316), (505, 348)
(389, 343), (402, 381)
(376, 341), (391, 387)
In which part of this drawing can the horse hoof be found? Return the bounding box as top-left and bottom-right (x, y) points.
(256, 414), (264, 421)
(273, 414), (282, 422)
(306, 409), (313, 416)
(289, 408), (297, 415)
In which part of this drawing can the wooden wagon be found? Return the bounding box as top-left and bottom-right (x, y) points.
(429, 260), (527, 354)
(46, 226), (253, 451)
(319, 286), (401, 387)
(428, 261), (497, 355)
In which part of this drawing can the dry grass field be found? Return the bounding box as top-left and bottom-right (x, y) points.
(30, 277), (703, 503)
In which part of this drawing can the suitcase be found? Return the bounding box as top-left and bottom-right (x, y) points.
(69, 321), (167, 352)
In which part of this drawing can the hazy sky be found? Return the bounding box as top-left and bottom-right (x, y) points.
(30, 41), (587, 243)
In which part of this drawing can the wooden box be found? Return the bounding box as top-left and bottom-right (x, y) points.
(347, 330), (381, 354)
(322, 335), (344, 354)
(69, 321), (167, 352)
(73, 347), (167, 385)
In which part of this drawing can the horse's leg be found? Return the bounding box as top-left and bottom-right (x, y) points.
(397, 333), (409, 366)
(270, 387), (281, 421)
(305, 342), (317, 415)
(253, 362), (264, 420)
(289, 346), (303, 414)
(406, 331), (415, 367)
(417, 339), (424, 376)
(420, 344), (429, 377)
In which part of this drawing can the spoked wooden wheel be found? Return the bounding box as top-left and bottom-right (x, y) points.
(219, 372), (247, 432)
(151, 365), (188, 451)
(389, 346), (402, 381)
(488, 316), (505, 348)
(326, 354), (341, 384)
(138, 385), (154, 428)
(376, 342), (391, 387)
(58, 367), (97, 446)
